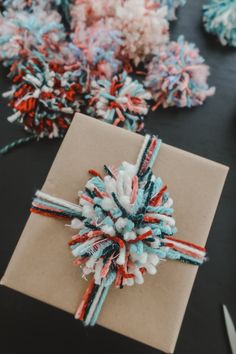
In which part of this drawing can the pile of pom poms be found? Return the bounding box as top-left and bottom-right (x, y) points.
(203, 0), (236, 47)
(0, 0), (215, 153)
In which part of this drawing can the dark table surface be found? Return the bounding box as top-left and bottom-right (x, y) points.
(0, 1), (235, 354)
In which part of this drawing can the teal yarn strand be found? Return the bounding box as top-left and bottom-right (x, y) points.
(0, 133), (65, 155)
(0, 134), (38, 154)
(89, 284), (111, 326)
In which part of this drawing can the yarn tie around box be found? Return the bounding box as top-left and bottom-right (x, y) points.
(31, 134), (206, 326)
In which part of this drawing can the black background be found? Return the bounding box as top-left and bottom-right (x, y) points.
(0, 1), (236, 353)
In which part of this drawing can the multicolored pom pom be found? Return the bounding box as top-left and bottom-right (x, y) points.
(203, 0), (236, 47)
(145, 35), (215, 109)
(71, 18), (123, 80)
(0, 6), (68, 67)
(87, 72), (151, 132)
(0, 0), (216, 152)
(115, 0), (169, 65)
(3, 53), (85, 141)
(31, 134), (207, 326)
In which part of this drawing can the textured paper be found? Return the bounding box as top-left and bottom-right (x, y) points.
(1, 114), (228, 353)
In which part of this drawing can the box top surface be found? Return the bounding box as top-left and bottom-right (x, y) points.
(1, 114), (228, 353)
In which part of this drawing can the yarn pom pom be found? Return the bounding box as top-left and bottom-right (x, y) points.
(3, 54), (85, 139)
(32, 135), (177, 295)
(145, 35), (215, 109)
(203, 0), (236, 46)
(150, 0), (186, 20)
(31, 134), (206, 325)
(87, 72), (151, 132)
(115, 0), (169, 65)
(69, 154), (176, 289)
(71, 0), (169, 66)
(0, 7), (66, 67)
(71, 19), (123, 80)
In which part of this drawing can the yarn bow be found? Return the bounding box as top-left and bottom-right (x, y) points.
(31, 134), (206, 326)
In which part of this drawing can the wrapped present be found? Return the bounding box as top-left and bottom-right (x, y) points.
(1, 114), (228, 353)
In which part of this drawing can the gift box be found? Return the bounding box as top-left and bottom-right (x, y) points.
(1, 114), (228, 353)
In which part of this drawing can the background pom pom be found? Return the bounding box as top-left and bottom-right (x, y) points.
(3, 53), (86, 139)
(114, 0), (169, 65)
(0, 6), (66, 66)
(71, 18), (123, 80)
(87, 72), (151, 132)
(145, 35), (215, 109)
(203, 0), (236, 47)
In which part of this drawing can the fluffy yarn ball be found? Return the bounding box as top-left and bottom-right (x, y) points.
(68, 159), (176, 287)
(71, 18), (123, 80)
(3, 54), (85, 138)
(87, 72), (151, 132)
(145, 35), (216, 108)
(0, 7), (67, 66)
(115, 0), (169, 65)
(203, 0), (236, 46)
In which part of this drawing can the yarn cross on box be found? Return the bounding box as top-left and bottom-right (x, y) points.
(31, 134), (207, 326)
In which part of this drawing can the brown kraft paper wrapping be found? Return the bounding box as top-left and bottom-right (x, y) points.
(1, 113), (229, 353)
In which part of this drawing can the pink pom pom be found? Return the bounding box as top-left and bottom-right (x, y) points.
(145, 35), (215, 109)
(0, 7), (68, 66)
(71, 18), (123, 80)
(114, 0), (169, 66)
